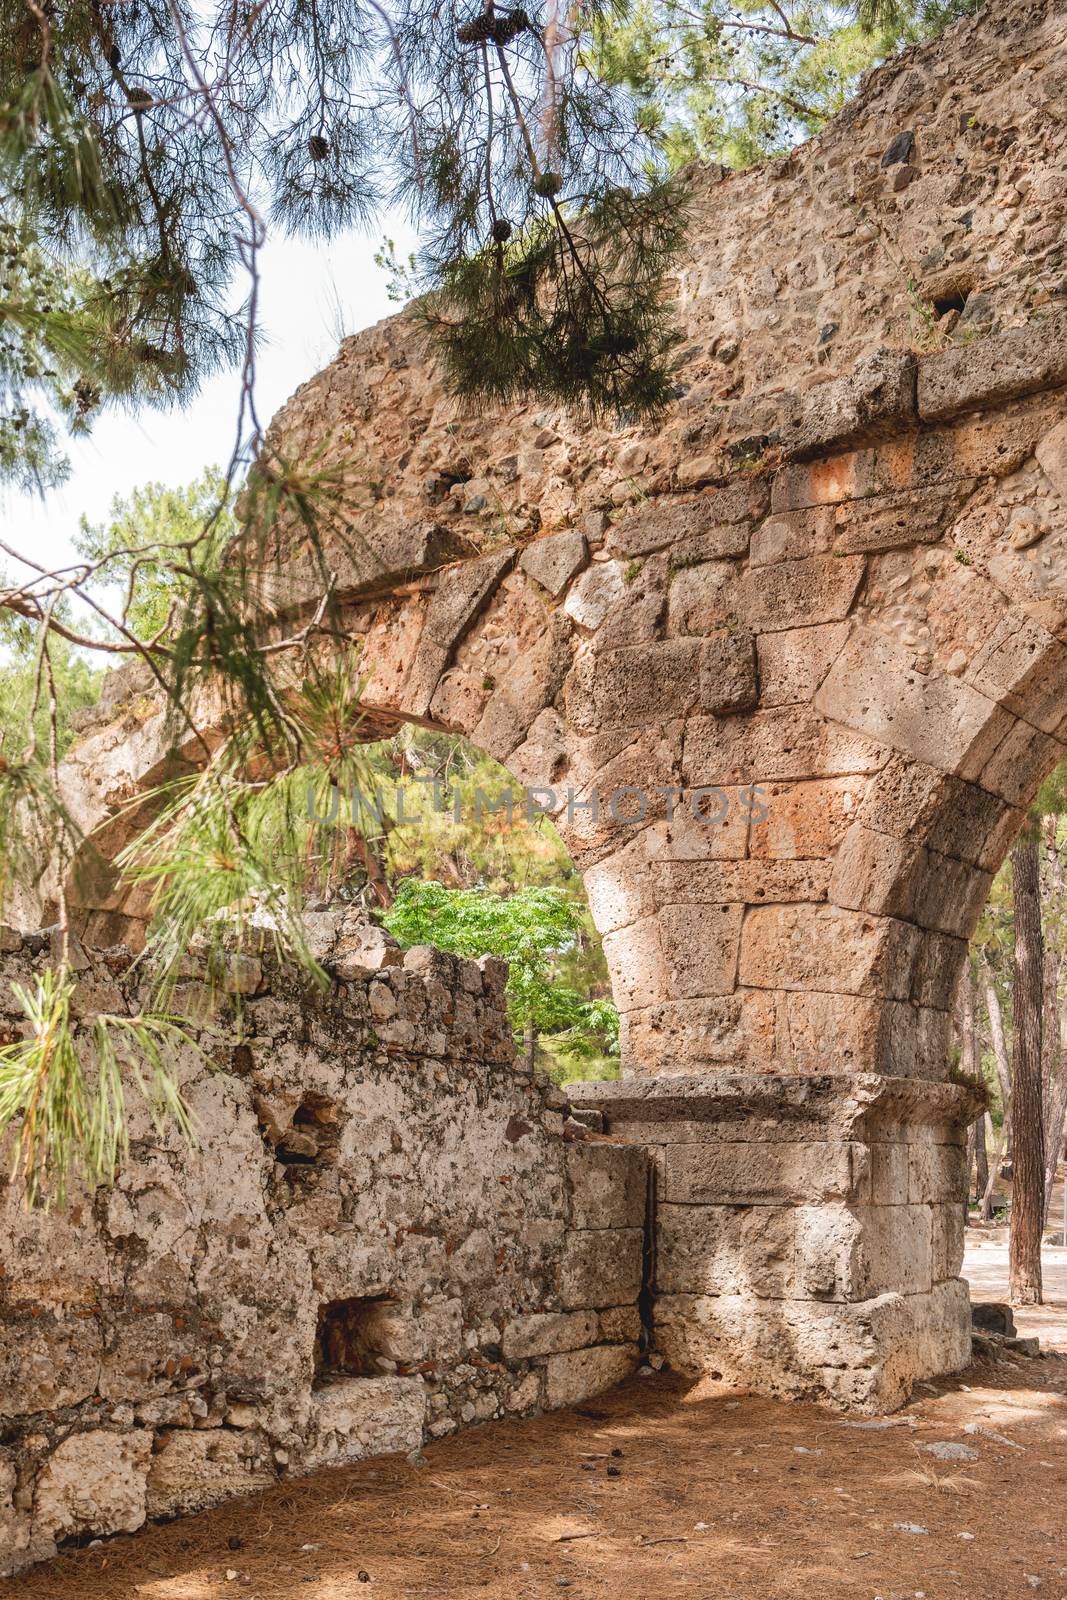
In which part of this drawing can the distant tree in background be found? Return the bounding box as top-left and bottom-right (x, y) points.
(589, 0), (982, 170)
(961, 761), (1067, 1303)
(382, 879), (619, 1077)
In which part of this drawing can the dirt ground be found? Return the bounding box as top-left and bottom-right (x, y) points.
(5, 1269), (1066, 1600)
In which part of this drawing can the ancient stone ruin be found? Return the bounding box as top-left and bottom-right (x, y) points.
(3, 0), (1066, 1570)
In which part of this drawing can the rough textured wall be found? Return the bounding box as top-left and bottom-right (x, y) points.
(0, 914), (646, 1574)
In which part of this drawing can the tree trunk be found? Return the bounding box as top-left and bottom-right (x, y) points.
(975, 1112), (990, 1203)
(1009, 837), (1045, 1305)
(980, 957), (1013, 1144)
(958, 962), (980, 1223)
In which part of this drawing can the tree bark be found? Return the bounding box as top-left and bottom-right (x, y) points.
(958, 962), (980, 1222)
(980, 957), (1013, 1142)
(1009, 837), (1045, 1305)
(975, 1112), (990, 1204)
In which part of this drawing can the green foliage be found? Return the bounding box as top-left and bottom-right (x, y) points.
(0, 1), (693, 419)
(382, 878), (620, 1065)
(0, 965), (196, 1208)
(75, 469), (235, 641)
(588, 0), (982, 170)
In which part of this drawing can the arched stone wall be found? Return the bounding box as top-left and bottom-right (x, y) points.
(48, 0), (1067, 1406)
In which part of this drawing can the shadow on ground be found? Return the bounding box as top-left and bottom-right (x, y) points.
(5, 1345), (1066, 1600)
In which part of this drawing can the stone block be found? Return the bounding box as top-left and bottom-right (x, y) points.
(606, 485), (762, 559)
(749, 508), (835, 566)
(575, 640), (702, 731)
(558, 1228), (644, 1309)
(870, 1140), (910, 1206)
(1036, 416), (1067, 498)
(931, 1202), (965, 1282)
(684, 706), (887, 787)
(699, 632), (759, 713)
(32, 1431), (152, 1543)
(666, 560), (738, 637)
(831, 483), (966, 554)
(780, 349), (916, 460)
(618, 991), (779, 1075)
(146, 1430), (276, 1519)
(911, 930), (967, 1010)
(741, 555), (865, 633)
(979, 718), (1067, 808)
(566, 1142), (647, 1229)
(909, 1141), (967, 1204)
(738, 903), (922, 1002)
(653, 1277), (971, 1412)
(502, 1310), (598, 1360)
(964, 611), (1067, 736)
(793, 1203), (933, 1300)
(917, 311), (1067, 422)
(597, 1306), (642, 1344)
(302, 1376), (426, 1470)
(653, 859), (832, 904)
(562, 561), (628, 630)
(602, 918), (668, 1012)
(519, 530), (589, 598)
(663, 1141), (869, 1206)
(755, 623), (849, 708)
(543, 1343), (638, 1410)
(656, 1203), (794, 1298)
(658, 902), (744, 999)
(815, 629), (1010, 780)
(750, 777), (861, 861)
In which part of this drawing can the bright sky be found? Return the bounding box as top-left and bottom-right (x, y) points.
(1, 218), (418, 579)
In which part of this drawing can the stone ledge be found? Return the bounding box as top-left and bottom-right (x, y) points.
(917, 312), (1067, 423)
(568, 1073), (984, 1143)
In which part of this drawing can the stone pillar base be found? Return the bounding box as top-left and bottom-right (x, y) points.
(570, 1074), (984, 1414)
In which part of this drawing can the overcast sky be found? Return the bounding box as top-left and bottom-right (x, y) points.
(2, 217), (418, 578)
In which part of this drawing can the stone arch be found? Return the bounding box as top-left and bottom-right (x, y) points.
(47, 0), (1067, 1407)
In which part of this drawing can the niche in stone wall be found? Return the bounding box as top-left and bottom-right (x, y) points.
(256, 1090), (340, 1167)
(313, 1296), (401, 1385)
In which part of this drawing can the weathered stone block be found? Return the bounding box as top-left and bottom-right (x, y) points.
(754, 623), (849, 708)
(815, 629), (1010, 780)
(653, 1278), (971, 1412)
(909, 1141), (967, 1204)
(566, 1143), (647, 1230)
(32, 1431), (152, 1543)
(502, 1310), (598, 1360)
(146, 1430), (276, 1519)
(519, 530), (589, 597)
(738, 903), (922, 1002)
(558, 1228), (644, 1309)
(302, 1376), (426, 1470)
(657, 1203), (794, 1298)
(741, 554), (865, 632)
(699, 631), (759, 712)
(543, 1343), (637, 1410)
(793, 1203), (933, 1299)
(780, 349), (917, 460)
(658, 902), (744, 999)
(749, 776), (861, 861)
(667, 560), (738, 637)
(964, 611), (1067, 735)
(663, 1141), (869, 1206)
(917, 311), (1067, 422)
(607, 486), (761, 559)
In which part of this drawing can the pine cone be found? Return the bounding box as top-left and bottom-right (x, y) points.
(127, 86), (154, 111)
(308, 134), (330, 161)
(491, 218), (513, 242)
(457, 12), (498, 44)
